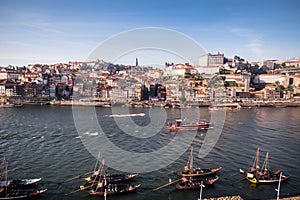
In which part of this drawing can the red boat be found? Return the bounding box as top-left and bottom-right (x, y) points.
(167, 119), (211, 131)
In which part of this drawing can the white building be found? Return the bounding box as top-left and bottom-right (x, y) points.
(0, 69), (8, 80)
(255, 74), (287, 85)
(199, 52), (224, 67)
(0, 85), (5, 96)
(224, 74), (251, 92)
(196, 66), (219, 74)
(164, 64), (196, 76)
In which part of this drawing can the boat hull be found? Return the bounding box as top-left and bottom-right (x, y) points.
(85, 184), (140, 196)
(81, 174), (138, 184)
(0, 189), (47, 200)
(246, 175), (289, 184)
(0, 178), (41, 187)
(168, 125), (210, 131)
(174, 167), (222, 177)
(175, 177), (219, 190)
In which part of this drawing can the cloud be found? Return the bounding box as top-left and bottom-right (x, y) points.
(231, 28), (253, 37)
(247, 38), (265, 60)
(231, 27), (265, 60)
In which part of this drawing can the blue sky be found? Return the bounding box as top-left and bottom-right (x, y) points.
(0, 0), (299, 66)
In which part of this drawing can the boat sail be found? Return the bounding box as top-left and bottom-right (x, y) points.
(240, 148), (289, 184)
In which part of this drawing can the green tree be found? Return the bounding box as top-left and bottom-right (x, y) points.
(277, 85), (285, 92)
(287, 85), (294, 92)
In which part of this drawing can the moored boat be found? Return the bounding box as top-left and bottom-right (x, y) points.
(208, 103), (241, 112)
(151, 146), (221, 192)
(0, 188), (47, 200)
(82, 183), (140, 196)
(174, 166), (222, 177)
(80, 158), (138, 184)
(78, 158), (140, 196)
(0, 103), (15, 108)
(240, 148), (289, 184)
(81, 173), (138, 184)
(0, 178), (41, 188)
(175, 176), (219, 190)
(0, 157), (46, 199)
(172, 147), (221, 177)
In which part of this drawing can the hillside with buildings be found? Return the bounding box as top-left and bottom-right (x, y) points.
(1, 54), (300, 106)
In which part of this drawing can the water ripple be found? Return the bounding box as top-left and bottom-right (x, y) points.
(0, 106), (299, 199)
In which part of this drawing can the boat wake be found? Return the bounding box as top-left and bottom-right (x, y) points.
(104, 113), (145, 118)
(83, 131), (99, 136)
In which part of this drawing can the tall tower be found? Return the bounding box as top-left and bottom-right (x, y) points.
(136, 58), (138, 67)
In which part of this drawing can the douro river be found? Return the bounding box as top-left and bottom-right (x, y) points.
(0, 105), (299, 199)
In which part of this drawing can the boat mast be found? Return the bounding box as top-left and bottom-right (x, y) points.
(94, 152), (101, 174)
(255, 148), (259, 172)
(264, 152), (269, 171)
(255, 148), (260, 171)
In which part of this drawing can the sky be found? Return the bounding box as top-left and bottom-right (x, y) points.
(0, 0), (299, 66)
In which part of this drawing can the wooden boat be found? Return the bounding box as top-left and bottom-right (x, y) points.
(82, 183), (140, 196)
(272, 103), (287, 108)
(175, 176), (219, 190)
(152, 146), (220, 192)
(79, 159), (140, 196)
(167, 119), (211, 131)
(208, 103), (241, 112)
(173, 166), (222, 177)
(81, 173), (138, 184)
(0, 157), (46, 199)
(240, 148), (289, 184)
(0, 103), (14, 108)
(81, 159), (138, 184)
(0, 188), (47, 200)
(172, 147), (221, 177)
(0, 178), (41, 187)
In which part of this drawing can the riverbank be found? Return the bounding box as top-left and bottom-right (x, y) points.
(279, 196), (300, 200)
(47, 99), (300, 108)
(204, 195), (300, 200)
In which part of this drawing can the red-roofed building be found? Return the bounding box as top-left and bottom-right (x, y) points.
(284, 59), (300, 67)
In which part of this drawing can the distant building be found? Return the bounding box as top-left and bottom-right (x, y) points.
(0, 69), (8, 80)
(149, 84), (156, 99)
(255, 74), (287, 85)
(197, 52), (224, 74)
(163, 63), (195, 76)
(196, 66), (219, 74)
(157, 85), (166, 101)
(199, 52), (224, 67)
(0, 84), (5, 96)
(284, 59), (300, 67)
(224, 74), (251, 92)
(263, 60), (277, 70)
(140, 84), (149, 101)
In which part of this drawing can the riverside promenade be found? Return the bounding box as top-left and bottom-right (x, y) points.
(48, 99), (300, 108)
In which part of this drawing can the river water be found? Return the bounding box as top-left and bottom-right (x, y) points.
(0, 105), (299, 200)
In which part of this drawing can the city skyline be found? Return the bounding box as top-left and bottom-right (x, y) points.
(0, 0), (299, 66)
